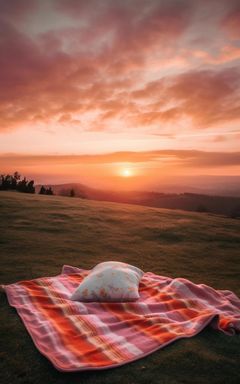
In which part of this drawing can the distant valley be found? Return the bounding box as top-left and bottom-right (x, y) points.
(36, 182), (240, 218)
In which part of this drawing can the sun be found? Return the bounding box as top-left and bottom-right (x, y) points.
(120, 168), (133, 177)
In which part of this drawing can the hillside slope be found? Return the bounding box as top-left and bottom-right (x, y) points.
(0, 191), (240, 384)
(37, 183), (240, 217)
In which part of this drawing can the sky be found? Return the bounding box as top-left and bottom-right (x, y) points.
(0, 0), (240, 189)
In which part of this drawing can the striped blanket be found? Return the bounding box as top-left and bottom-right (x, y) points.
(3, 265), (240, 372)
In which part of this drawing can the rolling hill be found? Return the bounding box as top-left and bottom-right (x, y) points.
(36, 183), (240, 218)
(0, 191), (240, 384)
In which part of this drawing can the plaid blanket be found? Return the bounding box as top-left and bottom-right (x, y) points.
(3, 265), (240, 372)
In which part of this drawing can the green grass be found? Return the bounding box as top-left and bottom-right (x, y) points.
(0, 191), (240, 384)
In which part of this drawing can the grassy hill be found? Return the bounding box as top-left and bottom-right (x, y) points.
(0, 191), (240, 384)
(37, 183), (240, 217)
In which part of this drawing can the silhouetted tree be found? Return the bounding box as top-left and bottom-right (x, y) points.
(0, 172), (35, 194)
(70, 188), (75, 197)
(11, 172), (21, 189)
(39, 186), (46, 195)
(0, 172), (22, 190)
(0, 175), (3, 189)
(26, 180), (35, 194)
(38, 186), (54, 195)
(16, 177), (27, 192)
(0, 174), (12, 189)
(46, 187), (54, 195)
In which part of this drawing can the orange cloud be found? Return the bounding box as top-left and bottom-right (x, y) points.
(0, 0), (240, 146)
(193, 45), (240, 64)
(1, 150), (240, 167)
(1, 150), (240, 188)
(130, 67), (240, 127)
(0, 0), (193, 132)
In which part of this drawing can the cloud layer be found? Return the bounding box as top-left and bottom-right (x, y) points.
(0, 0), (240, 136)
(1, 149), (240, 167)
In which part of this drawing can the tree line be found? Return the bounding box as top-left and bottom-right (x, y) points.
(0, 172), (35, 193)
(39, 186), (54, 195)
(0, 172), (54, 195)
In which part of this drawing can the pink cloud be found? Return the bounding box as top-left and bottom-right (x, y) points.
(0, 0), (240, 137)
(130, 67), (240, 127)
(55, 0), (193, 73)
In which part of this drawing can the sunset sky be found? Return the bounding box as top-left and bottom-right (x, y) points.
(0, 0), (240, 189)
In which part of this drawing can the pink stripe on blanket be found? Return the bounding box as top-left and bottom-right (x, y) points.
(3, 265), (240, 371)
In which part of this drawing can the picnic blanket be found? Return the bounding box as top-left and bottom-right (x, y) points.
(3, 265), (240, 372)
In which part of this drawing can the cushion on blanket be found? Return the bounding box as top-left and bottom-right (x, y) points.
(70, 261), (144, 302)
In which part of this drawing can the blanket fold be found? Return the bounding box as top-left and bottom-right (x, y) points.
(3, 265), (240, 372)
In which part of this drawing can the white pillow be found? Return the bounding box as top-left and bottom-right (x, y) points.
(70, 261), (144, 302)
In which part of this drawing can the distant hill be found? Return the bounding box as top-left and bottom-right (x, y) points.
(36, 183), (240, 218)
(151, 175), (240, 197)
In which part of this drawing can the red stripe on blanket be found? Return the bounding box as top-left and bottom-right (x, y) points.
(21, 280), (121, 368)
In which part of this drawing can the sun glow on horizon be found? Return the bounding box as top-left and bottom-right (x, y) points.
(120, 168), (133, 177)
